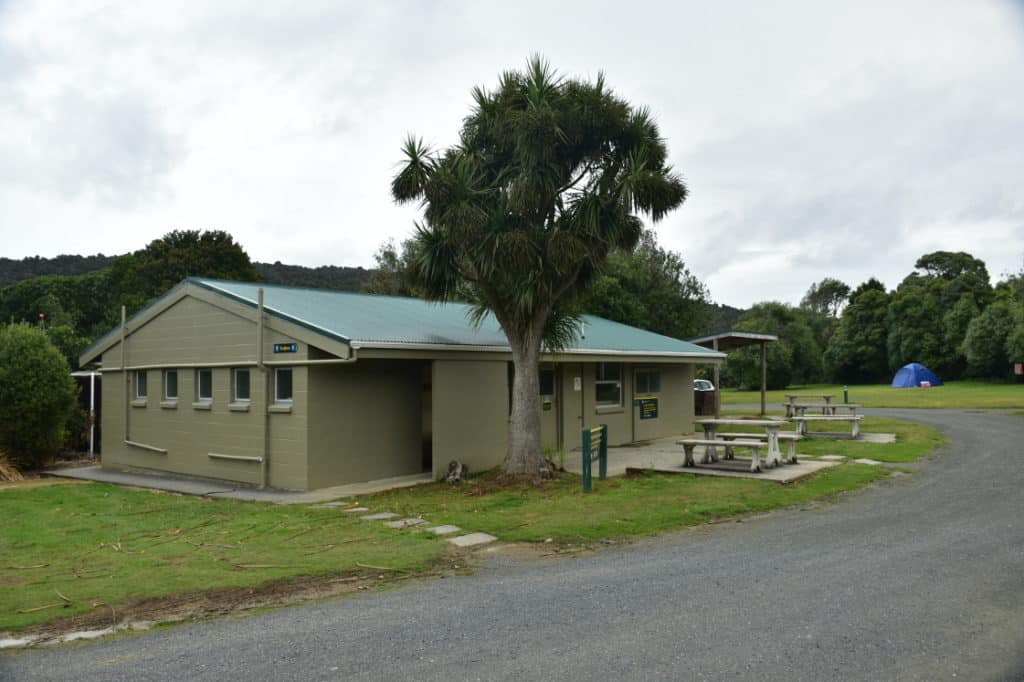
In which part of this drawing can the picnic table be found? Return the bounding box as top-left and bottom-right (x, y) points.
(787, 402), (862, 417)
(791, 414), (863, 439)
(784, 393), (836, 418)
(693, 418), (789, 468)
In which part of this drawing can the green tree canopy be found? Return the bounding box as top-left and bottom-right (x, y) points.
(0, 324), (78, 469)
(962, 299), (1018, 378)
(725, 302), (822, 390)
(391, 57), (688, 475)
(108, 230), (260, 314)
(800, 277), (850, 318)
(824, 278), (891, 383)
(578, 230), (709, 340)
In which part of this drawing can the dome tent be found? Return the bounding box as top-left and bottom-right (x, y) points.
(891, 362), (943, 388)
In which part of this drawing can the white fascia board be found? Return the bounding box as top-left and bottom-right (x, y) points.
(352, 341), (726, 361)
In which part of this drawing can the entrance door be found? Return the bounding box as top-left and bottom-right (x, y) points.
(632, 367), (662, 442)
(539, 366), (559, 452)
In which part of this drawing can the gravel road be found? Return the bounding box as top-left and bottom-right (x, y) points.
(3, 408), (1023, 681)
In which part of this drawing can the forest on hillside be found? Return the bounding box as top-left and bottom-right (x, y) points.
(3, 231), (1021, 388)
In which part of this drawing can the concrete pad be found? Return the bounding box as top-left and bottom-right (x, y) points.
(44, 466), (432, 504)
(447, 532), (498, 547)
(361, 512), (399, 521)
(860, 433), (897, 443)
(819, 455), (847, 461)
(853, 458), (883, 465)
(425, 525), (462, 535)
(626, 458), (839, 483)
(310, 501), (349, 508)
(384, 517), (427, 529)
(341, 506), (370, 513)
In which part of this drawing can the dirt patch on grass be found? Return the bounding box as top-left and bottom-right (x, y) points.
(10, 548), (470, 644)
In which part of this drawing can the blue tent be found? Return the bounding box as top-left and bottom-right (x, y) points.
(891, 362), (943, 388)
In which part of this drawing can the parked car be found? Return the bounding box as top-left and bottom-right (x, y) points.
(693, 379), (716, 391)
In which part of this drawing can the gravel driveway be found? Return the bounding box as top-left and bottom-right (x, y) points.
(3, 408), (1023, 681)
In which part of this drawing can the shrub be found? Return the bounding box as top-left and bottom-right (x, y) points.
(0, 324), (78, 469)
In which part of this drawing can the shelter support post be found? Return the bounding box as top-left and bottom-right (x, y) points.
(713, 338), (721, 419)
(760, 341), (767, 416)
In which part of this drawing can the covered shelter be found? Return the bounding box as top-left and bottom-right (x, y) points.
(687, 331), (779, 416)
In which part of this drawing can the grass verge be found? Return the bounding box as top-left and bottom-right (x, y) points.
(1, 416), (943, 633)
(0, 483), (444, 632)
(721, 381), (1024, 409)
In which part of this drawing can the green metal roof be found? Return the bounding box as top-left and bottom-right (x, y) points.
(193, 278), (720, 357)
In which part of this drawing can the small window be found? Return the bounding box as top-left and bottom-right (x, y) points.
(275, 367), (293, 403)
(134, 370), (148, 400)
(539, 369), (555, 396)
(196, 368), (213, 402)
(595, 363), (622, 406)
(233, 368), (251, 402)
(636, 369), (661, 394)
(164, 369), (178, 400)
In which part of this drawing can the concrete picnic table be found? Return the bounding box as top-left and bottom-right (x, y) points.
(693, 418), (789, 468)
(784, 394), (836, 417)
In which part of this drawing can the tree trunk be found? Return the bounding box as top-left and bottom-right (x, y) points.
(503, 329), (549, 476)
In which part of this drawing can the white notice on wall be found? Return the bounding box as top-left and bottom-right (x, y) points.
(573, 377), (582, 392)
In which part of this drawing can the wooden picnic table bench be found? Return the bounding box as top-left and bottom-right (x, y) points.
(717, 431), (802, 463)
(791, 414), (863, 439)
(677, 438), (768, 472)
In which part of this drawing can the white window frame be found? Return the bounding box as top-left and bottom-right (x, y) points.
(134, 370), (148, 400)
(196, 368), (213, 402)
(595, 363), (622, 407)
(163, 369), (178, 401)
(274, 367), (294, 404)
(233, 368), (251, 403)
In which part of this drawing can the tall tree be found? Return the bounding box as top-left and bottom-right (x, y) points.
(391, 57), (687, 476)
(108, 230), (260, 313)
(824, 278), (891, 383)
(362, 239), (426, 298)
(800, 277), (850, 317)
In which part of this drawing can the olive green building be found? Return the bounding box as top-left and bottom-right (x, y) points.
(79, 278), (724, 491)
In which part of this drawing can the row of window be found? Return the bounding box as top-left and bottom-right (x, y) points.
(539, 364), (662, 408)
(134, 368), (293, 404)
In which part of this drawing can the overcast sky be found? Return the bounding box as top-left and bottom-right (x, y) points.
(1, 1), (1022, 307)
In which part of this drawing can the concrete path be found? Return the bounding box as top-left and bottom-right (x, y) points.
(4, 409), (1024, 681)
(46, 466), (432, 504)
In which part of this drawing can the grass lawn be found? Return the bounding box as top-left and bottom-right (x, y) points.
(0, 483), (445, 632)
(721, 381), (1024, 409)
(1, 416), (944, 634)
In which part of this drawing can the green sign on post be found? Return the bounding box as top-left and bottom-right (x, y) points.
(581, 424), (608, 493)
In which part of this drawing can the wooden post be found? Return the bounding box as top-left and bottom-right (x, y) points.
(712, 338), (721, 419)
(760, 341), (767, 416)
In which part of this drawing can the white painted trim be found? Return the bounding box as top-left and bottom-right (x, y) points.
(352, 340), (725, 360)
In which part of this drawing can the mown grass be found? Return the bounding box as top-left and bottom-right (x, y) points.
(1, 415), (943, 632)
(0, 483), (444, 631)
(721, 381), (1024, 409)
(369, 465), (891, 545)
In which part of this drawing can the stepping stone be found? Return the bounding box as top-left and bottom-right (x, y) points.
(425, 525), (462, 535)
(342, 507), (370, 513)
(853, 458), (882, 465)
(447, 532), (498, 547)
(818, 455), (847, 461)
(385, 517), (427, 529)
(310, 501), (348, 508)
(361, 512), (399, 521)
(860, 433), (897, 443)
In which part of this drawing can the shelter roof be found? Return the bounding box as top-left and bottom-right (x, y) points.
(687, 330), (779, 352)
